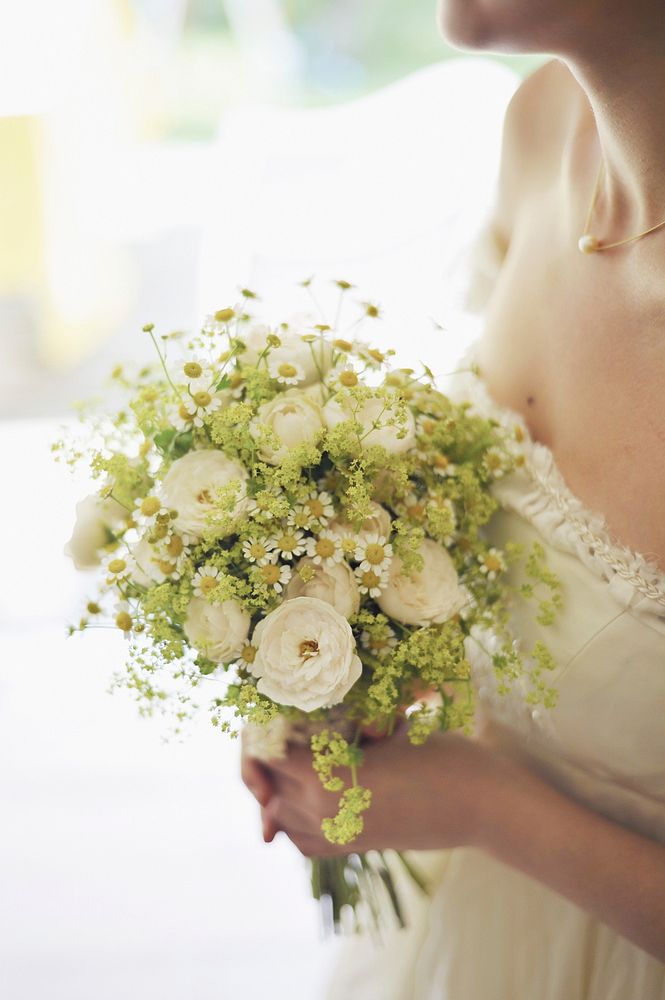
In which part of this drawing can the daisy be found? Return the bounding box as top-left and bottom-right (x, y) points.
(478, 548), (506, 581)
(192, 564), (221, 599)
(431, 452), (457, 477)
(306, 530), (343, 567)
(114, 600), (133, 634)
(360, 625), (398, 659)
(329, 365), (359, 391)
(233, 641), (258, 671)
(242, 537), (273, 566)
(187, 388), (223, 427)
(301, 490), (335, 527)
(133, 495), (169, 531)
(257, 558), (292, 594)
(355, 534), (393, 575)
(267, 528), (306, 561)
(268, 356), (306, 386)
(417, 414), (438, 437)
(354, 565), (387, 598)
(203, 308), (236, 336)
(153, 532), (191, 579)
(483, 448), (508, 479)
(400, 491), (427, 523)
(104, 555), (129, 585)
(171, 399), (197, 430)
(180, 357), (214, 392)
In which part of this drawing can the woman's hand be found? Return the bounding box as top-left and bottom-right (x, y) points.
(242, 725), (510, 857)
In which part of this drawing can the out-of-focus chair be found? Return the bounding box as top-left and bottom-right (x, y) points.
(199, 57), (519, 374)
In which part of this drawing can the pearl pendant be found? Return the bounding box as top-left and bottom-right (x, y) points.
(578, 233), (600, 254)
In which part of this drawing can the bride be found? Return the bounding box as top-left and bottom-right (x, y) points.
(242, 0), (665, 995)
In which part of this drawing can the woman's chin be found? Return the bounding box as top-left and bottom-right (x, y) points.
(437, 0), (556, 55)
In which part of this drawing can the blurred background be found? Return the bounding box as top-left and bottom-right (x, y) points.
(0, 2), (545, 998)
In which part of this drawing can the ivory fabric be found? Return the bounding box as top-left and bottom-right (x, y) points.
(326, 355), (665, 1000)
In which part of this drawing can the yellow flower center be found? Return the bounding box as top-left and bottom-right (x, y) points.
(115, 611), (132, 632)
(278, 362), (298, 379)
(184, 361), (203, 379)
(486, 452), (502, 470)
(364, 543), (385, 565)
(433, 454), (449, 469)
(315, 537), (335, 559)
(485, 554), (502, 574)
(229, 372), (243, 389)
(141, 496), (161, 517)
(360, 570), (381, 590)
(299, 639), (319, 659)
(292, 511), (309, 528)
(277, 532), (299, 552)
(178, 402), (195, 421)
(197, 489), (213, 504)
(306, 498), (325, 518)
(199, 575), (217, 595)
(166, 536), (184, 557)
(158, 560), (176, 575)
(421, 418), (436, 435)
(261, 564), (280, 585)
(87, 602), (101, 615)
(406, 502), (425, 520)
(339, 370), (358, 387)
(333, 338), (353, 352)
(366, 305), (380, 319)
(341, 536), (356, 555)
(249, 542), (267, 560)
(214, 307), (235, 322)
(108, 558), (126, 575)
(193, 390), (212, 407)
(241, 644), (257, 665)
(367, 346), (383, 360)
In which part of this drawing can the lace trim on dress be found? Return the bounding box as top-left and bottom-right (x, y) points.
(447, 355), (665, 613)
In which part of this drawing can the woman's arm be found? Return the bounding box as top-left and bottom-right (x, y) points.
(243, 728), (665, 962)
(479, 750), (665, 962)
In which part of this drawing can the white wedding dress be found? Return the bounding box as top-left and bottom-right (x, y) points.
(325, 226), (665, 999)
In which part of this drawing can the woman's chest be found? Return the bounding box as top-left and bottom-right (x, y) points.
(473, 211), (665, 563)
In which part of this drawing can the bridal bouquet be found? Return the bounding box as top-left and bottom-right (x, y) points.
(61, 283), (558, 932)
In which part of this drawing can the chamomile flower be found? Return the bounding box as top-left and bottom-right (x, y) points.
(133, 495), (169, 530)
(417, 414), (438, 438)
(203, 308), (236, 336)
(306, 530), (343, 567)
(114, 600), (133, 633)
(355, 534), (393, 575)
(104, 555), (130, 585)
(256, 558), (292, 594)
(354, 565), (387, 598)
(329, 365), (359, 391)
(242, 537), (274, 566)
(187, 388), (224, 427)
(293, 490), (334, 529)
(399, 491), (427, 523)
(431, 452), (457, 477)
(233, 641), (258, 671)
(483, 448), (508, 479)
(180, 357), (213, 392)
(192, 564), (222, 599)
(267, 528), (306, 561)
(360, 625), (397, 659)
(478, 548), (506, 581)
(171, 399), (198, 430)
(268, 356), (306, 386)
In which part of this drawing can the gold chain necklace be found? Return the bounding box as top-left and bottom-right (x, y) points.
(578, 157), (665, 253)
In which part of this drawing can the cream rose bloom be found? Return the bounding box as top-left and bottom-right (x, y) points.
(323, 395), (416, 454)
(250, 597), (362, 711)
(242, 717), (290, 762)
(160, 449), (248, 539)
(250, 390), (324, 465)
(285, 557), (360, 619)
(64, 494), (126, 570)
(377, 538), (467, 626)
(127, 537), (167, 587)
(183, 596), (250, 663)
(241, 317), (332, 387)
(329, 502), (391, 545)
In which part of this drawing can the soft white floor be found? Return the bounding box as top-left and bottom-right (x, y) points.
(0, 420), (340, 1000)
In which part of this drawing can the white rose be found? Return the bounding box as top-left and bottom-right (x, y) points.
(127, 536), (167, 587)
(329, 502), (392, 545)
(183, 596), (250, 663)
(376, 538), (467, 627)
(64, 494), (126, 570)
(241, 316), (333, 387)
(160, 449), (248, 539)
(323, 395), (416, 454)
(250, 389), (324, 465)
(239, 322), (273, 365)
(242, 717), (290, 762)
(250, 596), (362, 711)
(285, 557), (360, 619)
